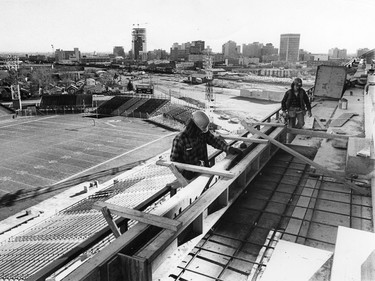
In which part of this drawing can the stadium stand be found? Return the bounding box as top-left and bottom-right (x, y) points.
(112, 97), (141, 115)
(95, 96), (131, 116)
(122, 98), (149, 117)
(162, 105), (196, 124)
(39, 94), (93, 114)
(132, 99), (170, 118)
(0, 162), (175, 279)
(0, 103), (16, 121)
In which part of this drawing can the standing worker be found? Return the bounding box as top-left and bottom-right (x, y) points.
(281, 77), (312, 132)
(170, 110), (242, 180)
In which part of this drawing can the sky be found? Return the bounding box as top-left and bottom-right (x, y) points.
(0, 0), (374, 54)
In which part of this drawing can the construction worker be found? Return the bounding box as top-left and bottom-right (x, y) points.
(281, 77), (312, 129)
(170, 110), (242, 180)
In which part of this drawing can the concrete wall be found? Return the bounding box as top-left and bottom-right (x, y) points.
(240, 89), (284, 102)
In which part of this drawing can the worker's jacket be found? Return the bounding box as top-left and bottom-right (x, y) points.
(170, 120), (229, 179)
(281, 88), (311, 112)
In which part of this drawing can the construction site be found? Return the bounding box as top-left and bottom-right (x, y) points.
(0, 59), (374, 281)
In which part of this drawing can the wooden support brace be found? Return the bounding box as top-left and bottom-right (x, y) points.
(287, 128), (357, 139)
(218, 135), (269, 144)
(94, 202), (182, 232)
(164, 162), (189, 187)
(242, 121), (370, 195)
(313, 115), (326, 129)
(156, 160), (235, 178)
(101, 206), (121, 238)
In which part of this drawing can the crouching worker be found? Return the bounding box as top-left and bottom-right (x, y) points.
(170, 110), (242, 181)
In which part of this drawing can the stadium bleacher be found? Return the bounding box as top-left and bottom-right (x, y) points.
(40, 94), (93, 109)
(162, 105), (195, 124)
(133, 99), (170, 117)
(122, 98), (148, 117)
(96, 96), (131, 116)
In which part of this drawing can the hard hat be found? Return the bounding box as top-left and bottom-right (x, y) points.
(192, 110), (210, 133)
(293, 77), (303, 86)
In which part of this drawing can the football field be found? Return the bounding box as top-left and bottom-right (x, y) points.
(0, 115), (176, 218)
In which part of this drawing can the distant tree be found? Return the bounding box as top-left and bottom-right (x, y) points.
(30, 68), (54, 90)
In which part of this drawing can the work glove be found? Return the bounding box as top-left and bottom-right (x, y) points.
(227, 146), (242, 155)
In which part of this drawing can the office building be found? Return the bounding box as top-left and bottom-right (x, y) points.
(113, 46), (125, 58)
(279, 34), (300, 62)
(222, 41), (238, 59)
(55, 48), (80, 63)
(170, 40), (205, 61)
(329, 48), (347, 59)
(243, 42), (263, 58)
(132, 27), (147, 61)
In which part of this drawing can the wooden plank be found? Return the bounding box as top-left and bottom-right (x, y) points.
(166, 163), (189, 187)
(93, 202), (182, 232)
(314, 115), (326, 129)
(330, 112), (356, 127)
(287, 128), (356, 139)
(156, 160), (235, 178)
(101, 207), (121, 238)
(218, 135), (269, 144)
(118, 254), (151, 281)
(243, 121), (369, 195)
(247, 122), (286, 127)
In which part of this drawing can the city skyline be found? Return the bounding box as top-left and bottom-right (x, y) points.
(0, 0), (373, 54)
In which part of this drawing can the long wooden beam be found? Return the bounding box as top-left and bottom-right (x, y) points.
(287, 128), (357, 139)
(156, 160), (235, 178)
(247, 122), (286, 127)
(242, 121), (369, 195)
(218, 135), (269, 144)
(93, 202), (182, 232)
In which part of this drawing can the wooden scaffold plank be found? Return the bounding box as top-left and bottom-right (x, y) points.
(94, 202), (182, 232)
(156, 160), (235, 178)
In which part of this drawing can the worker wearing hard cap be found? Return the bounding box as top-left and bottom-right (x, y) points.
(170, 110), (242, 180)
(281, 77), (312, 130)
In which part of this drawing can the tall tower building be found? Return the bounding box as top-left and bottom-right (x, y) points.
(279, 34), (300, 62)
(222, 40), (238, 59)
(132, 27), (147, 61)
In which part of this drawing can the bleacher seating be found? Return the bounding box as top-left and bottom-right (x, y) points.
(96, 96), (131, 116)
(132, 99), (169, 117)
(114, 97), (141, 115)
(40, 94), (93, 109)
(0, 103), (15, 116)
(162, 105), (196, 125)
(123, 98), (149, 117)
